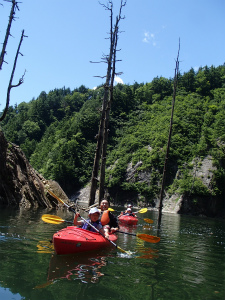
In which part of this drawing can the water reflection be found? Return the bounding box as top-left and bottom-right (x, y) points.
(137, 247), (159, 259)
(117, 223), (160, 260)
(37, 240), (54, 254)
(1, 207), (224, 300)
(119, 224), (137, 232)
(47, 252), (108, 284)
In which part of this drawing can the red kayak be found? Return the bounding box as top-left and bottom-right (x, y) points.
(118, 215), (138, 225)
(53, 226), (118, 255)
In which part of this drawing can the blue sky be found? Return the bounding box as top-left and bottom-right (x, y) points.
(0, 0), (224, 107)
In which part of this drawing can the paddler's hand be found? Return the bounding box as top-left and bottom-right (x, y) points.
(73, 212), (80, 225)
(110, 227), (118, 233)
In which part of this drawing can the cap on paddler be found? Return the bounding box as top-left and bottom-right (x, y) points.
(89, 207), (100, 215)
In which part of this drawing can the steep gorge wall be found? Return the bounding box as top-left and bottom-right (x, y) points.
(107, 156), (225, 218)
(0, 130), (69, 208)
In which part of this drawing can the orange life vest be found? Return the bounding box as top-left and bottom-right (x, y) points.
(101, 210), (110, 225)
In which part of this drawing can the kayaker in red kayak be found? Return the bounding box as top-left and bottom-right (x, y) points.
(73, 207), (107, 237)
(100, 199), (119, 237)
(119, 204), (137, 217)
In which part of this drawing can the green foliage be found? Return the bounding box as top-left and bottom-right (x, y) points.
(1, 64), (225, 202)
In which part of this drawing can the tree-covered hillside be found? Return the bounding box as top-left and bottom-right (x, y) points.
(1, 64), (225, 213)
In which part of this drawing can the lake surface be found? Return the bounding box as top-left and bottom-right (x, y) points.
(0, 206), (225, 300)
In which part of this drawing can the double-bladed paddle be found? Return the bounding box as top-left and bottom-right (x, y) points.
(108, 207), (148, 214)
(42, 214), (160, 243)
(108, 207), (154, 224)
(47, 190), (130, 254)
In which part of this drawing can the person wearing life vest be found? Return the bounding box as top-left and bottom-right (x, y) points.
(73, 207), (107, 237)
(123, 207), (136, 217)
(100, 199), (119, 237)
(119, 204), (137, 217)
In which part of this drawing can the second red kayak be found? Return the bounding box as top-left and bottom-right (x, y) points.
(118, 215), (138, 225)
(53, 226), (118, 255)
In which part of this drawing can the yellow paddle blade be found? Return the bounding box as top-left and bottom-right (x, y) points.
(143, 218), (154, 224)
(138, 208), (148, 213)
(136, 233), (160, 243)
(108, 208), (115, 211)
(42, 214), (65, 224)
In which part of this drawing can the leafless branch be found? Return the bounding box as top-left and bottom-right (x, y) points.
(93, 75), (106, 79)
(0, 0), (18, 70)
(0, 30), (26, 121)
(115, 71), (123, 76)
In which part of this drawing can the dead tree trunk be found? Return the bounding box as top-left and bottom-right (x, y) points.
(0, 30), (26, 121)
(0, 0), (17, 70)
(88, 2), (114, 206)
(89, 0), (126, 206)
(0, 0), (26, 122)
(99, 23), (119, 203)
(157, 40), (180, 226)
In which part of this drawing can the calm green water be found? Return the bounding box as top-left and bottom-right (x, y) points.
(0, 207), (224, 300)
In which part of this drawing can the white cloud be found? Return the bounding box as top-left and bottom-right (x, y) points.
(114, 76), (124, 84)
(143, 31), (157, 46)
(143, 31), (150, 43)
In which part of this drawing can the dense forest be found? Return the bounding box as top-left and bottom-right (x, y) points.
(1, 64), (225, 212)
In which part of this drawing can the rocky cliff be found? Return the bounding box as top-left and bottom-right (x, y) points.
(0, 130), (69, 208)
(125, 156), (225, 217)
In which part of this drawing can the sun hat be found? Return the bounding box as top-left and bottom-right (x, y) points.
(89, 207), (100, 215)
(127, 208), (132, 211)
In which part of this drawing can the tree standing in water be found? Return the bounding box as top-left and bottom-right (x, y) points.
(89, 0), (126, 206)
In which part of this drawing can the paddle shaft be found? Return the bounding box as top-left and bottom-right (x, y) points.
(117, 230), (138, 237)
(109, 208), (147, 214)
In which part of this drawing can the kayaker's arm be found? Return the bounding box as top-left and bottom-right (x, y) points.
(118, 211), (124, 218)
(103, 225), (110, 239)
(73, 213), (83, 226)
(100, 227), (107, 237)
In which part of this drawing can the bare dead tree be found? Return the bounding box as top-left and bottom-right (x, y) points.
(0, 0), (26, 122)
(157, 39), (180, 226)
(0, 30), (26, 121)
(89, 0), (126, 206)
(0, 0), (18, 70)
(98, 18), (121, 203)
